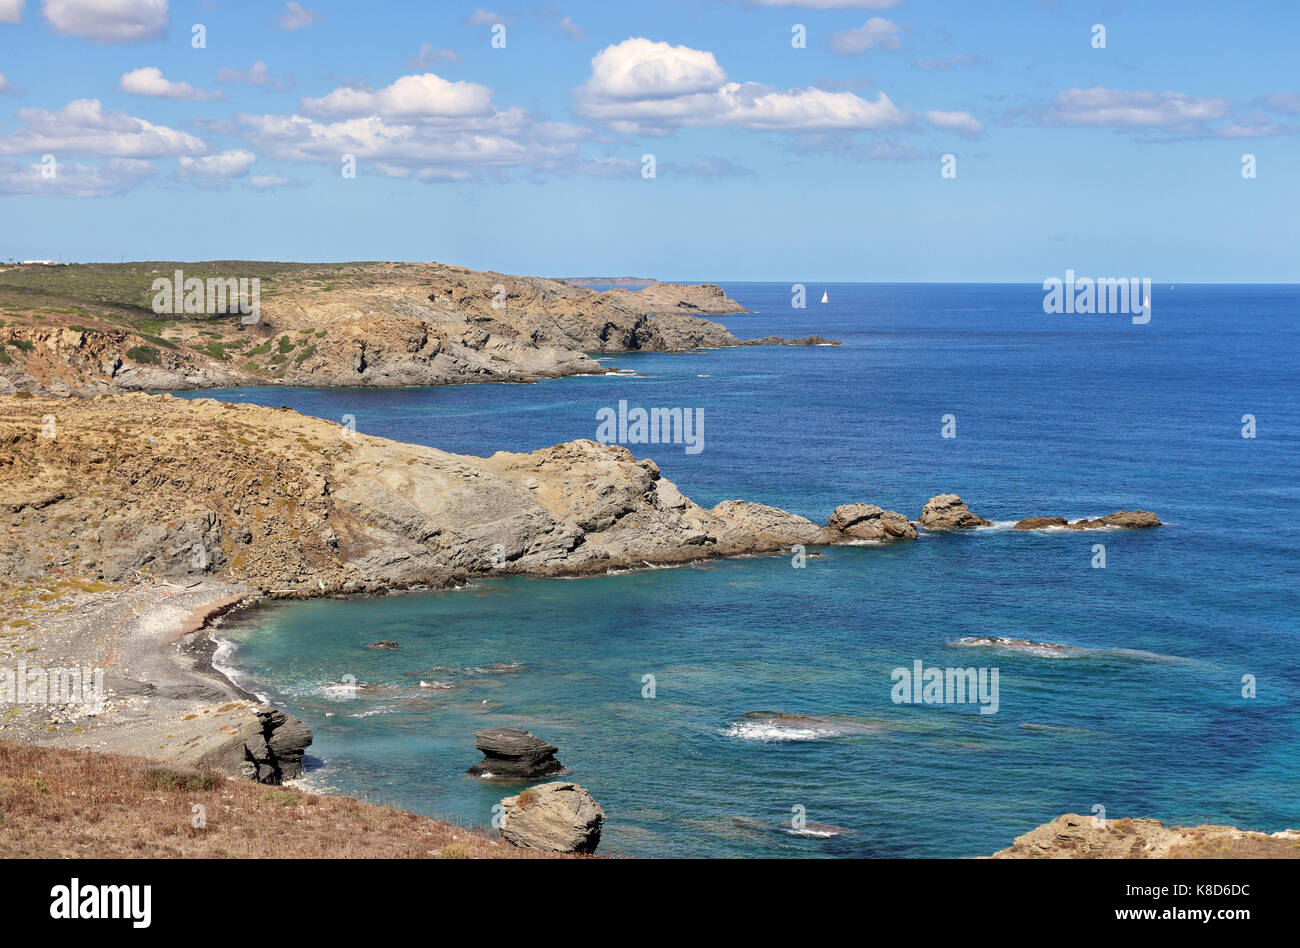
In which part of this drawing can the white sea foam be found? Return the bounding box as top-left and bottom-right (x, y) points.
(722, 721), (835, 742)
(349, 706), (397, 718)
(210, 635), (274, 703)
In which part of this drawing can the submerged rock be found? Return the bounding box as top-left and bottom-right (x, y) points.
(467, 727), (566, 779)
(366, 640), (399, 650)
(827, 503), (917, 541)
(953, 636), (1072, 652)
(918, 494), (992, 530)
(498, 781), (605, 853)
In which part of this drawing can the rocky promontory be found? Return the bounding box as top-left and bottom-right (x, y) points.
(0, 394), (849, 594)
(0, 395), (1164, 595)
(0, 261), (827, 397)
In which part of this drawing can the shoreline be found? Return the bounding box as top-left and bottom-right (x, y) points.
(0, 578), (314, 783)
(6, 534), (1292, 859)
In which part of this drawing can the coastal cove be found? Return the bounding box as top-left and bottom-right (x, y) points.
(188, 283), (1300, 858)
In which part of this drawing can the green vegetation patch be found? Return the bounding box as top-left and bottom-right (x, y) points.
(125, 345), (161, 365)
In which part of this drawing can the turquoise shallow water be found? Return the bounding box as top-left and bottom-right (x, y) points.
(189, 283), (1300, 857)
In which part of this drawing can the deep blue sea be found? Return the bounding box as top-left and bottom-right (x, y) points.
(182, 283), (1300, 857)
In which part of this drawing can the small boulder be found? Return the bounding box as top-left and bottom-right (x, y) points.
(467, 727), (565, 779)
(499, 781), (605, 854)
(828, 503), (917, 541)
(366, 640), (399, 650)
(918, 494), (991, 530)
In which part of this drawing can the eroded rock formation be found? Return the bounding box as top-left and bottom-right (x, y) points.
(918, 494), (992, 530)
(498, 781), (605, 854)
(467, 728), (565, 780)
(827, 504), (917, 541)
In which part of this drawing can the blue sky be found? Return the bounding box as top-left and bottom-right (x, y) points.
(0, 0), (1296, 281)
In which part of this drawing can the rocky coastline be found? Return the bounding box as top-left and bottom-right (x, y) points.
(0, 390), (1165, 801)
(0, 261), (833, 398)
(0, 263), (1182, 855)
(992, 813), (1300, 858)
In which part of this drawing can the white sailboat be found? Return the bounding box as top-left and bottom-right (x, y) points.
(820, 290), (829, 303)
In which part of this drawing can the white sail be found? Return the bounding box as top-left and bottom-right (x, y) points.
(820, 291), (828, 303)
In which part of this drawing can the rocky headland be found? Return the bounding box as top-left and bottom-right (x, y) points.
(0, 261), (832, 397)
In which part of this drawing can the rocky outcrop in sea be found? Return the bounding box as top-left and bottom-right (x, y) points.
(918, 494), (992, 530)
(467, 728), (566, 779)
(1013, 511), (1162, 530)
(827, 504), (917, 541)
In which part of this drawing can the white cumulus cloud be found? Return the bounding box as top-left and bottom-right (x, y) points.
(577, 37), (906, 134)
(42, 0), (168, 44)
(119, 67), (223, 100)
(0, 98), (206, 156)
(175, 148), (255, 181)
(301, 73), (495, 120)
(584, 38), (727, 101)
(0, 156), (156, 196)
(0, 0), (25, 24)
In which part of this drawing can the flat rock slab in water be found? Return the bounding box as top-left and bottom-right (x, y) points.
(467, 727), (566, 779)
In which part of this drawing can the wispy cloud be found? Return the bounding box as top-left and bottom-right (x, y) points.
(829, 18), (903, 56)
(913, 53), (987, 70)
(276, 1), (320, 31)
(926, 109), (984, 136)
(747, 0), (901, 8)
(215, 60), (295, 92)
(409, 43), (462, 69)
(464, 9), (513, 27)
(1043, 87), (1230, 128)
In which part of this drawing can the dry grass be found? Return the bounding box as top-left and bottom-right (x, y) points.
(0, 740), (579, 859)
(1167, 832), (1300, 858)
